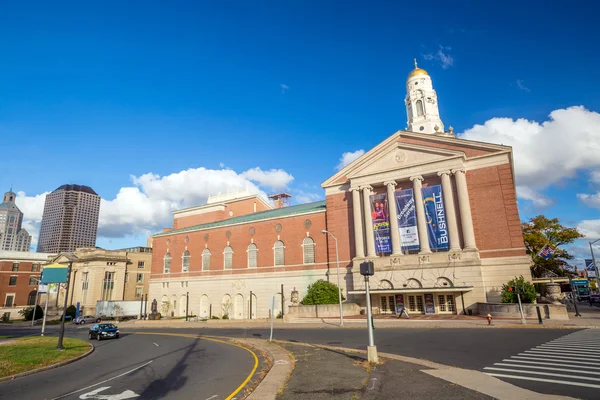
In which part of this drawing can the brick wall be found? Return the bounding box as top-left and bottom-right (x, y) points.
(467, 164), (525, 257)
(152, 211), (328, 277)
(174, 198), (271, 229)
(0, 261), (41, 307)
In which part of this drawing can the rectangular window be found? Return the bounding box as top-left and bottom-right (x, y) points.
(135, 287), (143, 298)
(102, 272), (115, 301)
(31, 264), (40, 272)
(29, 276), (37, 286)
(137, 273), (144, 283)
(9, 276), (17, 286)
(5, 295), (14, 307)
(12, 263), (19, 272)
(137, 261), (145, 268)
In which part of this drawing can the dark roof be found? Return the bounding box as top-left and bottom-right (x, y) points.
(53, 184), (98, 195)
(153, 200), (327, 237)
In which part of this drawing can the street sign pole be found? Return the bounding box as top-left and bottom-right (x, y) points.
(516, 291), (525, 325)
(41, 291), (49, 336)
(56, 262), (73, 350)
(31, 286), (39, 327)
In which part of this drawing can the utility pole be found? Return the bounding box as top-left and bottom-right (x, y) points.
(322, 230), (344, 326)
(360, 261), (378, 363)
(281, 284), (284, 318)
(185, 292), (189, 322)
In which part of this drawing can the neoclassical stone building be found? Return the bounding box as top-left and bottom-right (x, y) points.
(149, 63), (530, 318)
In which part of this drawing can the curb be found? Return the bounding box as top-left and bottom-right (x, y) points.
(242, 339), (294, 400)
(0, 343), (95, 383)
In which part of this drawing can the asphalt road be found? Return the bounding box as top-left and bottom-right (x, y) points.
(0, 327), (259, 400)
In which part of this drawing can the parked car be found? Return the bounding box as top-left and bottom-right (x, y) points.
(589, 294), (600, 304)
(88, 323), (120, 341)
(73, 315), (99, 325)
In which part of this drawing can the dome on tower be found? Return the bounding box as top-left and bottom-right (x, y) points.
(407, 58), (429, 79)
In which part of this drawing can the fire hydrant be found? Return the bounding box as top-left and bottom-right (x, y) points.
(487, 313), (492, 325)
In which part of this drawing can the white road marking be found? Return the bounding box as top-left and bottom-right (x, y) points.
(525, 349), (600, 359)
(538, 344), (600, 351)
(367, 378), (378, 390)
(523, 350), (600, 360)
(51, 361), (153, 400)
(483, 367), (600, 382)
(205, 396), (218, 400)
(503, 358), (600, 369)
(153, 342), (159, 347)
(493, 363), (600, 375)
(79, 386), (139, 399)
(274, 360), (289, 365)
(513, 355), (594, 364)
(484, 373), (600, 389)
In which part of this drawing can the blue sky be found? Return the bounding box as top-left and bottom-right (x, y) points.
(1, 1), (599, 261)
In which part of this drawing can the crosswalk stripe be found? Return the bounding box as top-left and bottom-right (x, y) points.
(513, 355), (595, 365)
(504, 358), (600, 369)
(483, 367), (600, 382)
(536, 345), (600, 353)
(539, 344), (600, 350)
(493, 363), (600, 375)
(548, 340), (600, 345)
(524, 349), (600, 359)
(484, 373), (600, 389)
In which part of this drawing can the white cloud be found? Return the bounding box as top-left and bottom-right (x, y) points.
(336, 149), (365, 170)
(15, 165), (295, 243)
(460, 106), (600, 192)
(241, 168), (294, 191)
(295, 191), (323, 204)
(15, 191), (49, 248)
(423, 46), (454, 69)
(590, 170), (600, 184)
(578, 192), (600, 209)
(577, 220), (600, 239)
(516, 79), (531, 92)
(280, 84), (289, 94)
(516, 186), (554, 208)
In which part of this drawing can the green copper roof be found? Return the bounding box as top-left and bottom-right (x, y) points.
(153, 200), (326, 237)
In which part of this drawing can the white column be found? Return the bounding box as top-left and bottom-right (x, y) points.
(351, 187), (365, 258)
(384, 181), (402, 255)
(438, 171), (461, 251)
(410, 176), (431, 254)
(452, 169), (477, 250)
(361, 185), (377, 257)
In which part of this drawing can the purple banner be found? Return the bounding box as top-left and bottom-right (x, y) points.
(395, 189), (420, 252)
(370, 193), (392, 254)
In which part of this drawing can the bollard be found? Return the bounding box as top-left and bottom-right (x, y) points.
(536, 306), (543, 324)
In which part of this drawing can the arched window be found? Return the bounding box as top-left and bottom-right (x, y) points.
(27, 290), (37, 306)
(416, 100), (424, 116)
(302, 237), (315, 264)
(202, 248), (210, 271)
(182, 250), (190, 272)
(273, 240), (285, 266)
(224, 246), (233, 270)
(163, 253), (171, 274)
(247, 243), (258, 268)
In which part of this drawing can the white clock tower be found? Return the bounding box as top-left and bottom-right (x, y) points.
(405, 59), (447, 135)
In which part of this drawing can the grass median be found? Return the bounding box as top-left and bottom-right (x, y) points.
(0, 337), (91, 378)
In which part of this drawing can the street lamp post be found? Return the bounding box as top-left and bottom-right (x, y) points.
(590, 239), (600, 292)
(322, 230), (344, 326)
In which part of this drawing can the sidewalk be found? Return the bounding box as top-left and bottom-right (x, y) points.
(273, 342), (573, 400)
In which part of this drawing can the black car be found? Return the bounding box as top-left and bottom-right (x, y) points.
(88, 323), (120, 341)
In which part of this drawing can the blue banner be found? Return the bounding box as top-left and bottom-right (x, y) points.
(421, 185), (449, 251)
(395, 189), (420, 252)
(76, 302), (80, 319)
(370, 193), (392, 254)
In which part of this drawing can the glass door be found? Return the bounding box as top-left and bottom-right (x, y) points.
(407, 295), (424, 313)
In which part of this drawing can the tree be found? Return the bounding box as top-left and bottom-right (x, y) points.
(521, 215), (584, 277)
(501, 276), (537, 304)
(301, 280), (345, 305)
(19, 305), (44, 321)
(65, 305), (77, 320)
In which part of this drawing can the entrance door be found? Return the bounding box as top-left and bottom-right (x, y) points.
(437, 295), (456, 314)
(380, 296), (396, 314)
(234, 294), (244, 320)
(407, 295), (424, 313)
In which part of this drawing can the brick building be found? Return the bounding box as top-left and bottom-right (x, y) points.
(0, 251), (54, 311)
(148, 64), (530, 318)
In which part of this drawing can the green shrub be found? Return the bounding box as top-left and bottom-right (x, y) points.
(18, 305), (44, 321)
(300, 280), (345, 305)
(211, 315), (220, 319)
(501, 275), (537, 304)
(222, 314), (229, 319)
(65, 305), (77, 320)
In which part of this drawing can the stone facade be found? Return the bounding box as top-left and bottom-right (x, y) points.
(0, 190), (32, 252)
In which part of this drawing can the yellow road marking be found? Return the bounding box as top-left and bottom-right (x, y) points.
(131, 332), (259, 400)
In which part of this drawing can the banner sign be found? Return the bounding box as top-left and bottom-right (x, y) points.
(370, 193), (392, 254)
(76, 302), (81, 319)
(586, 259), (597, 279)
(395, 189), (420, 252)
(48, 283), (59, 294)
(421, 185), (449, 251)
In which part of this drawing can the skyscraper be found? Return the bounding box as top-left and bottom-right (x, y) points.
(0, 189), (32, 251)
(37, 184), (101, 253)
